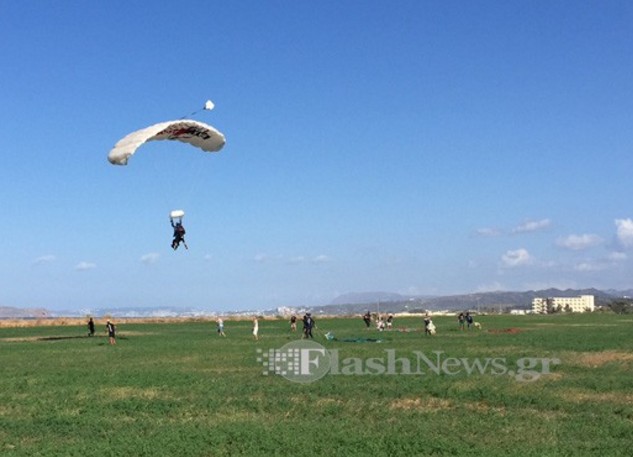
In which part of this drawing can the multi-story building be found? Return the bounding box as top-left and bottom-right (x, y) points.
(532, 295), (595, 314)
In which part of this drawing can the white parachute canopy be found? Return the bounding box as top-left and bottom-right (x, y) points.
(108, 119), (225, 166)
(170, 209), (185, 220)
(204, 100), (215, 111)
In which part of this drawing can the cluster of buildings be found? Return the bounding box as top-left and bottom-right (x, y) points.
(531, 295), (595, 314)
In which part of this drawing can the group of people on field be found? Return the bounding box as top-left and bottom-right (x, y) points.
(457, 311), (475, 330)
(211, 312), (317, 340)
(356, 310), (479, 336)
(361, 311), (394, 331)
(90, 311), (480, 345)
(86, 317), (117, 345)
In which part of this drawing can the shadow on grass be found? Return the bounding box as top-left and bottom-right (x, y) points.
(37, 335), (130, 341)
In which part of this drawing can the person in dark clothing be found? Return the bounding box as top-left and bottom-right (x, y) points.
(171, 218), (188, 250)
(363, 311), (372, 328)
(106, 320), (116, 345)
(303, 313), (315, 339)
(423, 315), (432, 335)
(466, 312), (474, 330)
(87, 317), (95, 337)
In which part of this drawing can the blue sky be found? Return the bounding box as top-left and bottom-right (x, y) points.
(1, 1), (632, 312)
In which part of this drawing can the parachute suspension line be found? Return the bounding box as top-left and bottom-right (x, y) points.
(179, 108), (202, 120)
(176, 99), (217, 205)
(179, 100), (215, 120)
(180, 154), (206, 207)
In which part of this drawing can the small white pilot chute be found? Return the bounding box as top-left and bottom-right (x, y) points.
(204, 99), (215, 111)
(169, 209), (185, 223)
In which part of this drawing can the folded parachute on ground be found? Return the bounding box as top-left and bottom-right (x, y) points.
(108, 119), (225, 165)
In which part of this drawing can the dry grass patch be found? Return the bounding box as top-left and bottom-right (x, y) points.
(315, 397), (344, 407)
(100, 386), (171, 401)
(389, 396), (453, 412)
(0, 316), (264, 329)
(533, 323), (618, 327)
(561, 388), (633, 405)
(487, 327), (523, 334)
(289, 395), (343, 406)
(575, 351), (633, 368)
(0, 335), (105, 342)
(113, 330), (156, 336)
(0, 336), (43, 342)
(463, 401), (507, 415)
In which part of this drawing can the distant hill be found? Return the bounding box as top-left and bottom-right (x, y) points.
(606, 289), (633, 298)
(417, 288), (616, 311)
(318, 288), (623, 314)
(0, 306), (50, 319)
(2, 288), (630, 318)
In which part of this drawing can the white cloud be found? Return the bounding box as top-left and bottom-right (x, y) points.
(254, 253), (268, 263)
(286, 256), (306, 264)
(33, 254), (56, 266)
(475, 227), (502, 237)
(312, 255), (331, 264)
(608, 251), (627, 262)
(140, 253), (160, 265)
(556, 234), (603, 250)
(75, 261), (96, 271)
(565, 251), (627, 273)
(257, 253), (331, 265)
(615, 218), (633, 248)
(574, 261), (607, 272)
(512, 219), (551, 234)
(501, 248), (532, 267)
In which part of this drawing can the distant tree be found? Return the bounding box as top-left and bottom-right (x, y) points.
(609, 300), (633, 315)
(564, 304), (572, 313)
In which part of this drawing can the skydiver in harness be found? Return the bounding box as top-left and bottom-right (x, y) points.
(171, 218), (188, 250)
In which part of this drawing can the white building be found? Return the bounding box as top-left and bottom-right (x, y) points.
(532, 295), (595, 314)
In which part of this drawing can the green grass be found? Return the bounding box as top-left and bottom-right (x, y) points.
(1, 313), (633, 456)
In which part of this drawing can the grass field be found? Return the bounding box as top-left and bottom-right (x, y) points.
(1, 313), (633, 456)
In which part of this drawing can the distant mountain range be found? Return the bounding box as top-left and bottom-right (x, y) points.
(319, 288), (632, 315)
(0, 306), (50, 319)
(2, 288), (631, 319)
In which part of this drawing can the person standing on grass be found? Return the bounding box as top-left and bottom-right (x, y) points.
(290, 315), (297, 332)
(457, 312), (465, 331)
(217, 318), (226, 337)
(252, 317), (259, 341)
(363, 311), (372, 329)
(106, 320), (116, 345)
(303, 313), (315, 339)
(424, 315), (432, 335)
(465, 312), (474, 330)
(87, 317), (95, 337)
